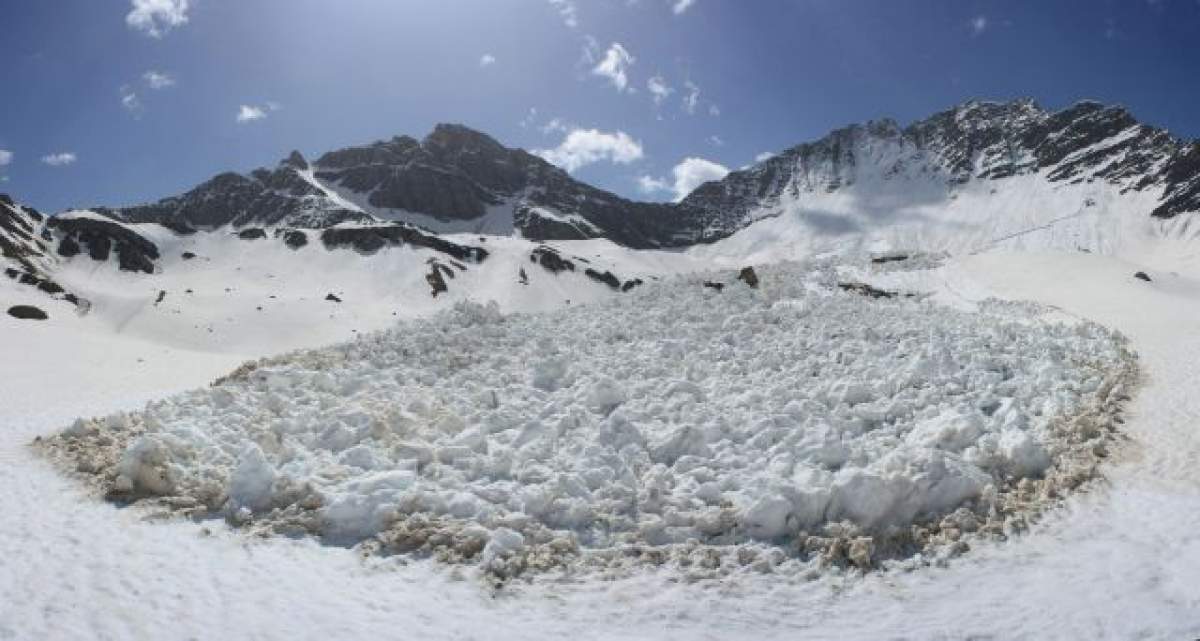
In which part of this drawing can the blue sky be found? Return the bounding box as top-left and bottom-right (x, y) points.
(1, 0), (1199, 213)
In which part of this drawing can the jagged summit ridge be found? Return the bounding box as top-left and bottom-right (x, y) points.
(80, 99), (1200, 249)
(681, 99), (1196, 237)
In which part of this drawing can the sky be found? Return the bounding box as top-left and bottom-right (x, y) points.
(1, 0), (1200, 213)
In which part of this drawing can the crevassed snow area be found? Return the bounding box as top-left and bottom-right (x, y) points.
(3, 251), (1200, 640)
(46, 261), (1130, 581)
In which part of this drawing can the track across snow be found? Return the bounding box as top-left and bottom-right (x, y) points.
(2, 251), (1198, 640)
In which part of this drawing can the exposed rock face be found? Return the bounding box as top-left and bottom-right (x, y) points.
(425, 260), (452, 297)
(737, 267), (759, 289)
(68, 101), (1200, 250)
(319, 224), (487, 263)
(98, 156), (372, 230)
(7, 305), (48, 320)
(281, 229), (308, 249)
(584, 268), (621, 290)
(313, 124), (694, 248)
(0, 195), (50, 275)
(45, 216), (160, 274)
(680, 99), (1200, 235)
(530, 246), (575, 274)
(237, 228), (267, 240)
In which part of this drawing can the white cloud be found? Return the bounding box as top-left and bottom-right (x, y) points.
(640, 156), (730, 201)
(682, 80), (701, 114)
(119, 85), (143, 117)
(479, 53), (496, 67)
(548, 0), (579, 28)
(970, 15), (988, 35)
(754, 151), (775, 163)
(540, 118), (569, 135)
(142, 70), (176, 89)
(708, 104), (721, 117)
(0, 150), (12, 167)
(592, 43), (635, 92)
(672, 0), (696, 14)
(41, 152), (77, 167)
(535, 128), (644, 172)
(670, 157), (728, 200)
(707, 135), (724, 147)
(236, 102), (280, 123)
(647, 75), (673, 105)
(126, 0), (189, 38)
(236, 105), (266, 123)
(636, 174), (669, 194)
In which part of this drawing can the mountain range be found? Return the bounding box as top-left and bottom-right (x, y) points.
(4, 97), (1200, 324)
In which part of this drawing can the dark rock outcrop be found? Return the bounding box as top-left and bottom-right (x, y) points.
(45, 216), (159, 274)
(281, 229), (308, 249)
(1134, 271), (1152, 282)
(530, 246), (574, 274)
(237, 228), (267, 240)
(7, 305), (48, 320)
(320, 224), (487, 262)
(839, 282), (896, 299)
(584, 268), (621, 290)
(425, 260), (452, 297)
(737, 267), (759, 289)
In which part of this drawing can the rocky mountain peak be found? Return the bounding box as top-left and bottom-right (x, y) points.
(282, 150), (308, 170)
(422, 123), (508, 157)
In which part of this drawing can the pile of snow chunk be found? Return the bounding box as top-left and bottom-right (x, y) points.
(46, 260), (1135, 575)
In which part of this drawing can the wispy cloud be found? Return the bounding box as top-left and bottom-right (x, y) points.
(120, 85), (143, 118)
(0, 150), (12, 169)
(142, 70), (176, 89)
(479, 53), (496, 67)
(126, 0), (189, 38)
(41, 152), (77, 167)
(236, 102), (280, 124)
(682, 80), (701, 114)
(535, 128), (644, 172)
(970, 15), (988, 35)
(754, 151), (775, 163)
(592, 43), (635, 92)
(548, 0), (579, 28)
(540, 118), (569, 135)
(672, 0), (696, 15)
(647, 75), (673, 105)
(519, 107), (538, 129)
(707, 135), (724, 147)
(636, 174), (669, 193)
(638, 156), (730, 201)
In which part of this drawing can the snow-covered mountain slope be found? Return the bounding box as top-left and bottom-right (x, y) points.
(73, 99), (1200, 259)
(98, 124), (697, 248)
(1, 195), (84, 308)
(4, 193), (704, 354)
(684, 100), (1200, 255)
(7, 98), (1200, 344)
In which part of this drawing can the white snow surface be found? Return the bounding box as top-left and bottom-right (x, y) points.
(4, 240), (1200, 638)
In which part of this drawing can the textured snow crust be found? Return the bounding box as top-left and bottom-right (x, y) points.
(46, 260), (1135, 578)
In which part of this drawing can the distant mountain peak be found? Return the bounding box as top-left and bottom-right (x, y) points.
(51, 98), (1200, 249)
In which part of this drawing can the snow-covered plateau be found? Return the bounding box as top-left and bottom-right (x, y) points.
(39, 259), (1135, 585)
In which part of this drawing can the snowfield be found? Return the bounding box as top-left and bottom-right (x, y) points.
(41, 260), (1135, 582)
(6, 248), (1200, 639)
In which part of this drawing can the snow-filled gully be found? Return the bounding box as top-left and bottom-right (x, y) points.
(2, 252), (1200, 640)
